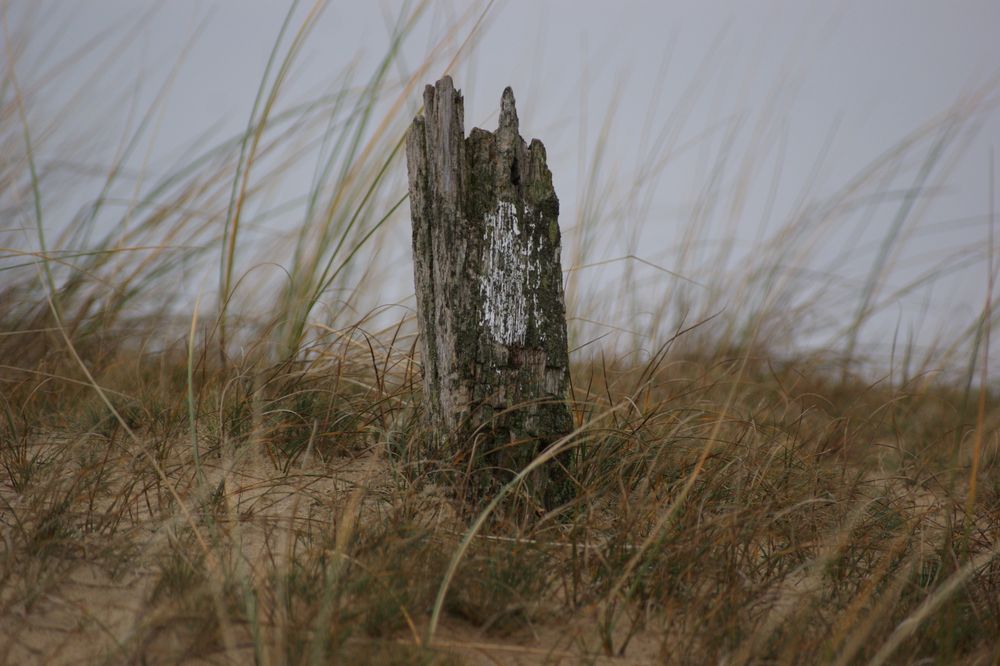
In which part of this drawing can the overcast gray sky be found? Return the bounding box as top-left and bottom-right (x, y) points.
(9, 0), (1000, 364)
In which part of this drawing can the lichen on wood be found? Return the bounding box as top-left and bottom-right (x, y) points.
(406, 76), (573, 502)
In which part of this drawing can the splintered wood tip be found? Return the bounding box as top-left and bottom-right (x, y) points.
(499, 86), (518, 133)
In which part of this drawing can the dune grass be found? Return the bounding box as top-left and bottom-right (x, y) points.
(1, 2), (999, 664)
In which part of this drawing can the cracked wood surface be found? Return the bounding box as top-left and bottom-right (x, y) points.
(406, 76), (572, 489)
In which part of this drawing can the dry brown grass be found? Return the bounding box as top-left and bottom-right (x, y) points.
(0, 341), (998, 664)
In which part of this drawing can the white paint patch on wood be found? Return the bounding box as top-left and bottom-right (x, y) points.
(480, 200), (545, 345)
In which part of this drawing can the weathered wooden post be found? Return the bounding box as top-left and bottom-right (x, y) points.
(406, 76), (573, 503)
